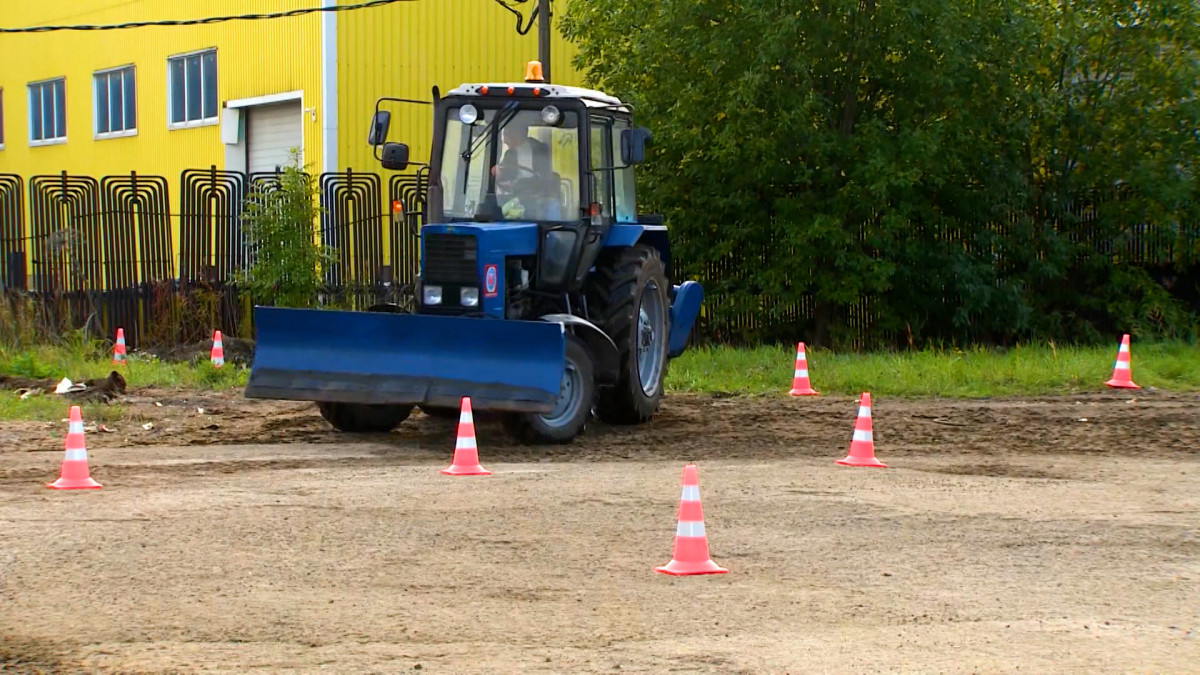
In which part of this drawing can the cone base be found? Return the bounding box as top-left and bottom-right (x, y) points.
(47, 476), (102, 490)
(836, 455), (887, 468)
(655, 559), (728, 576)
(788, 387), (819, 396)
(440, 465), (491, 476)
(1104, 379), (1140, 389)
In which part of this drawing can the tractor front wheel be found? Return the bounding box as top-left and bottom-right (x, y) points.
(419, 405), (461, 420)
(587, 244), (670, 425)
(504, 335), (595, 444)
(317, 402), (413, 433)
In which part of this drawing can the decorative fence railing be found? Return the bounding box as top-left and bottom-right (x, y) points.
(0, 167), (429, 349)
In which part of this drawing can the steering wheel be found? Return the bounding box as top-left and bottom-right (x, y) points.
(498, 164), (537, 189)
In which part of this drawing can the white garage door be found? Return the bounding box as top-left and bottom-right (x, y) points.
(247, 102), (302, 174)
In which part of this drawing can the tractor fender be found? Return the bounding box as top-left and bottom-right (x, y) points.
(540, 313), (620, 384)
(602, 224), (671, 279)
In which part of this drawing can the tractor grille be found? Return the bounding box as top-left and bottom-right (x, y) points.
(423, 233), (477, 285)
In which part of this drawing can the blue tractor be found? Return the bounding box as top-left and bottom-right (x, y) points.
(245, 62), (704, 444)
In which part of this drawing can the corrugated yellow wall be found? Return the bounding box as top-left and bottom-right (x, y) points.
(0, 0), (323, 178)
(337, 0), (582, 173)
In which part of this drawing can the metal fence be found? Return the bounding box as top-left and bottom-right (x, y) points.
(0, 167), (428, 349)
(0, 168), (1196, 350)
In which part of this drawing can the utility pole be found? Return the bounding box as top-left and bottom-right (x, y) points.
(537, 0), (551, 82)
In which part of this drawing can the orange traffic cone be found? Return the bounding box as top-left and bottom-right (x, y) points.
(1104, 334), (1140, 389)
(656, 464), (727, 576)
(48, 406), (102, 490)
(210, 330), (225, 368)
(836, 392), (886, 468)
(112, 328), (127, 365)
(441, 397), (491, 476)
(788, 342), (819, 396)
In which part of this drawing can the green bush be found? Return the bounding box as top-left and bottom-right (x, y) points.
(236, 148), (334, 308)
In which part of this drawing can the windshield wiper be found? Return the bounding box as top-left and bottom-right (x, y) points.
(460, 101), (521, 218)
(462, 100), (519, 163)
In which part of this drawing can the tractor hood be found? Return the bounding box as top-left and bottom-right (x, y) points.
(419, 222), (540, 319)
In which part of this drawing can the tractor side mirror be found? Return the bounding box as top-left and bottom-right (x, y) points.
(381, 143), (410, 171)
(368, 110), (392, 146)
(620, 127), (652, 165)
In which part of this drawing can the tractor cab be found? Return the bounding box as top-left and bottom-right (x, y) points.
(372, 61), (650, 228)
(366, 62), (654, 319)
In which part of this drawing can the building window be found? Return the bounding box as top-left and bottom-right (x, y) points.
(95, 66), (137, 138)
(28, 78), (67, 145)
(168, 49), (217, 127)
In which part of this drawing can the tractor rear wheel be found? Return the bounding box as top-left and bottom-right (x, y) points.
(503, 335), (595, 444)
(587, 244), (670, 425)
(317, 402), (413, 433)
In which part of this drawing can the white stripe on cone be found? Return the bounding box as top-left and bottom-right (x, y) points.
(794, 369), (809, 378)
(852, 429), (873, 442)
(680, 485), (700, 501)
(65, 449), (88, 461)
(1119, 343), (1129, 353)
(1114, 361), (1129, 370)
(455, 436), (477, 450)
(858, 406), (871, 416)
(459, 412), (474, 424)
(676, 521), (706, 537)
(69, 422), (84, 434)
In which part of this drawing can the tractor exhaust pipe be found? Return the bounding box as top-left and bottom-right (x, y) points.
(538, 0), (551, 82)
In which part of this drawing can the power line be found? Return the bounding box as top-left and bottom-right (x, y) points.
(492, 0), (538, 36)
(0, 0), (418, 34)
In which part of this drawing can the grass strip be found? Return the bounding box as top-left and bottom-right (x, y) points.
(666, 342), (1200, 397)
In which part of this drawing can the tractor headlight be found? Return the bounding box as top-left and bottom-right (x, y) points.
(459, 104), (479, 125)
(423, 284), (443, 305)
(460, 287), (480, 307)
(541, 105), (562, 126)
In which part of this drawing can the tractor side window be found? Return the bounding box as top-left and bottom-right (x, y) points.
(611, 118), (637, 223)
(589, 116), (613, 220)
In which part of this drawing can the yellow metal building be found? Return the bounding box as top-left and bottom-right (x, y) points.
(0, 0), (581, 292)
(0, 0), (580, 179)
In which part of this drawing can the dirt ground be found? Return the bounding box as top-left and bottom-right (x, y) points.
(1, 390), (1198, 673)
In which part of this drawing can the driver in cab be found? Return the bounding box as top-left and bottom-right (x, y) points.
(493, 118), (560, 220)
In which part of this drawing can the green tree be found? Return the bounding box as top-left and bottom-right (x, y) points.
(562, 0), (1200, 346)
(563, 0), (1043, 345)
(1024, 0), (1200, 339)
(236, 149), (334, 308)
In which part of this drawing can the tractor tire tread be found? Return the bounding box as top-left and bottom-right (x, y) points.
(317, 402), (413, 433)
(586, 244), (669, 425)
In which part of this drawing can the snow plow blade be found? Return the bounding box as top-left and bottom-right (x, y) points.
(245, 306), (565, 413)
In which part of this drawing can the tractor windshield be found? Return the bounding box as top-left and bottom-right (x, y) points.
(440, 105), (581, 222)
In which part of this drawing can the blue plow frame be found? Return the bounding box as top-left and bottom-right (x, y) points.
(245, 307), (566, 413)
